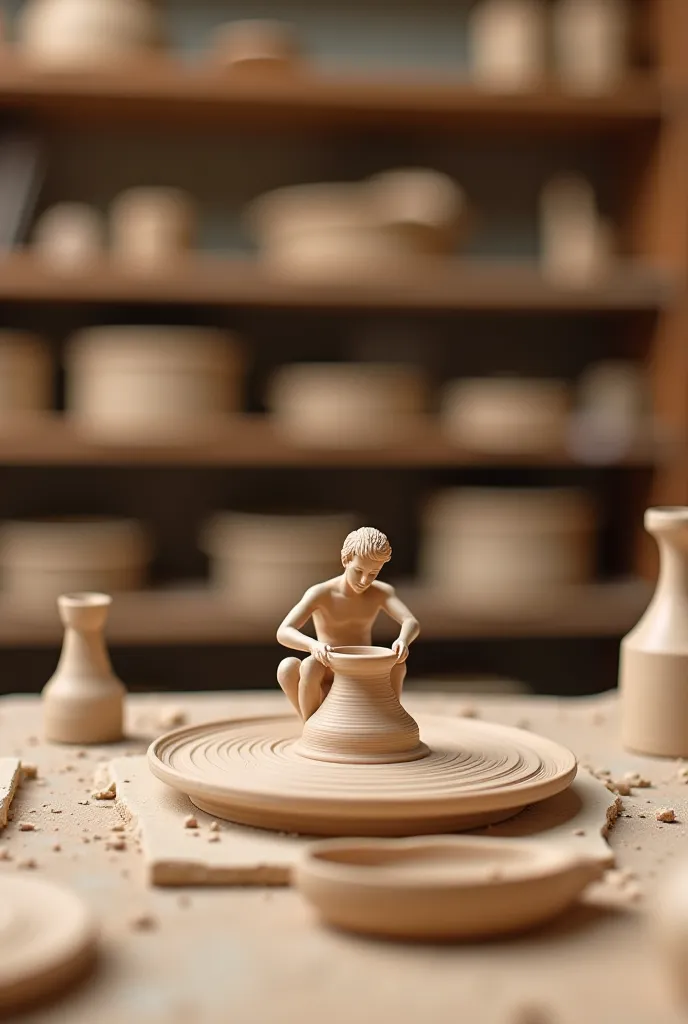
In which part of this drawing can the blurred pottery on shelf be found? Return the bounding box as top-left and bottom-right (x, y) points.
(440, 376), (570, 453)
(200, 511), (355, 611)
(109, 187), (197, 268)
(0, 516), (149, 607)
(365, 168), (466, 255)
(552, 0), (630, 94)
(265, 362), (427, 448)
(32, 202), (106, 271)
(567, 360), (650, 463)
(420, 487), (596, 608)
(209, 20), (302, 71)
(467, 0), (548, 92)
(539, 174), (614, 285)
(0, 330), (53, 421)
(64, 326), (243, 443)
(16, 0), (164, 68)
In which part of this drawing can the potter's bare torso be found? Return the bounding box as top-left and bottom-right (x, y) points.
(310, 578), (389, 649)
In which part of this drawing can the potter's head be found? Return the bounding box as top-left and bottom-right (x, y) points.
(341, 527), (392, 594)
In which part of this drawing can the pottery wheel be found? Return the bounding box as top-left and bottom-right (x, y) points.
(148, 714), (577, 837)
(0, 875), (97, 1014)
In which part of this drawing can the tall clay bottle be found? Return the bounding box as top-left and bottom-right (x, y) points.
(42, 592), (125, 744)
(619, 508), (688, 756)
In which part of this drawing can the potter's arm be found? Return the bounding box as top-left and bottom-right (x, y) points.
(276, 587), (321, 654)
(380, 586), (420, 657)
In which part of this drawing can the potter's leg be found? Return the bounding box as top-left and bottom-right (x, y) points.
(298, 656), (328, 721)
(277, 657), (302, 715)
(389, 660), (407, 701)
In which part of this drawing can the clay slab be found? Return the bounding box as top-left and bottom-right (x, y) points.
(0, 757), (21, 828)
(109, 756), (615, 886)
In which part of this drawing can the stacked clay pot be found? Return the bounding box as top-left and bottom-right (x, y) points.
(64, 326), (243, 442)
(419, 487), (596, 607)
(200, 511), (355, 612)
(0, 331), (53, 421)
(266, 362), (427, 448)
(0, 516), (149, 607)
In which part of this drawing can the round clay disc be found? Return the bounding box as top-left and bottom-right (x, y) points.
(0, 875), (97, 1015)
(148, 713), (577, 836)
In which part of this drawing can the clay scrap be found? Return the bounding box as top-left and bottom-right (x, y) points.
(0, 758), (22, 828)
(108, 756), (615, 887)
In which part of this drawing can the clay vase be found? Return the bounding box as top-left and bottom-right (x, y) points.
(42, 593), (125, 744)
(295, 646), (428, 765)
(619, 508), (688, 757)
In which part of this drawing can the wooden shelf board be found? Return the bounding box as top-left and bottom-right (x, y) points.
(0, 580), (651, 646)
(0, 253), (675, 312)
(0, 415), (667, 467)
(0, 56), (663, 129)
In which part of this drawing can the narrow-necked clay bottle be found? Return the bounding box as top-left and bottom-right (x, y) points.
(619, 508), (688, 757)
(42, 592), (125, 744)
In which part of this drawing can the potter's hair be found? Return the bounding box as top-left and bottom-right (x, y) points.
(341, 527), (392, 566)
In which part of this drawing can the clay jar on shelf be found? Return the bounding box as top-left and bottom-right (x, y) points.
(440, 376), (570, 453)
(0, 516), (149, 608)
(0, 331), (53, 422)
(200, 511), (355, 612)
(467, 0), (548, 92)
(32, 202), (106, 272)
(552, 0), (630, 94)
(619, 507), (688, 758)
(539, 174), (614, 286)
(109, 188), (197, 268)
(16, 0), (164, 68)
(419, 487), (597, 608)
(266, 362), (427, 448)
(209, 19), (302, 72)
(64, 326), (243, 443)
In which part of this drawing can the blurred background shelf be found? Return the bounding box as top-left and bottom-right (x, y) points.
(0, 58), (665, 131)
(0, 579), (652, 647)
(0, 253), (675, 312)
(0, 415), (670, 467)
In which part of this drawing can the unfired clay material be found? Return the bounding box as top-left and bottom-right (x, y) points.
(0, 757), (21, 828)
(42, 592), (126, 744)
(148, 712), (576, 836)
(294, 834), (606, 940)
(620, 507), (688, 757)
(0, 875), (97, 1015)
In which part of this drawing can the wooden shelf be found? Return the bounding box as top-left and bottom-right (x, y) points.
(0, 56), (664, 131)
(0, 252), (675, 312)
(0, 415), (668, 467)
(0, 580), (651, 646)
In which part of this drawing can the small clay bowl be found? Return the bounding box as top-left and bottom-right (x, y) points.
(293, 835), (605, 941)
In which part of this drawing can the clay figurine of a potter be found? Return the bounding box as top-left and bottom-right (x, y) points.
(276, 527), (420, 720)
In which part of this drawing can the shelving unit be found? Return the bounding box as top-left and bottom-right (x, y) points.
(0, 0), (686, 693)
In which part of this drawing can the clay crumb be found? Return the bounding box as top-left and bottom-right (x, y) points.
(50, 808), (62, 814)
(177, 894), (191, 908)
(656, 808), (676, 823)
(18, 822), (36, 832)
(610, 780), (633, 796)
(92, 782), (116, 801)
(160, 706), (187, 728)
(624, 772), (651, 788)
(106, 839), (126, 851)
(130, 913), (157, 931)
(17, 858), (37, 869)
(184, 815), (198, 829)
(207, 834), (220, 843)
(0, 848), (11, 861)
(456, 705), (478, 719)
(676, 766), (688, 782)
(52, 843), (61, 852)
(573, 829), (586, 836)
(20, 763), (38, 780)
(77, 800), (89, 806)
(76, 750), (88, 759)
(209, 821), (220, 832)
(111, 824), (125, 833)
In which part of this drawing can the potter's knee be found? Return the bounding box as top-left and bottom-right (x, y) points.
(277, 656), (301, 683)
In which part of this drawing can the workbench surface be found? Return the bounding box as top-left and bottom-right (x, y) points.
(1, 689), (686, 1024)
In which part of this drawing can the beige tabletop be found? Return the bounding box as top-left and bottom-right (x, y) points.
(1, 688), (687, 1024)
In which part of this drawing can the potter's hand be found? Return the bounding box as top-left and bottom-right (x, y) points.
(311, 642), (332, 667)
(392, 639), (409, 663)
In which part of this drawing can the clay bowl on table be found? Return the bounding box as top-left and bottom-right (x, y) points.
(293, 835), (605, 942)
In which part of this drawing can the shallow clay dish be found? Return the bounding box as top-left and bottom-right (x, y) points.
(0, 875), (97, 1015)
(148, 713), (577, 836)
(293, 835), (604, 941)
